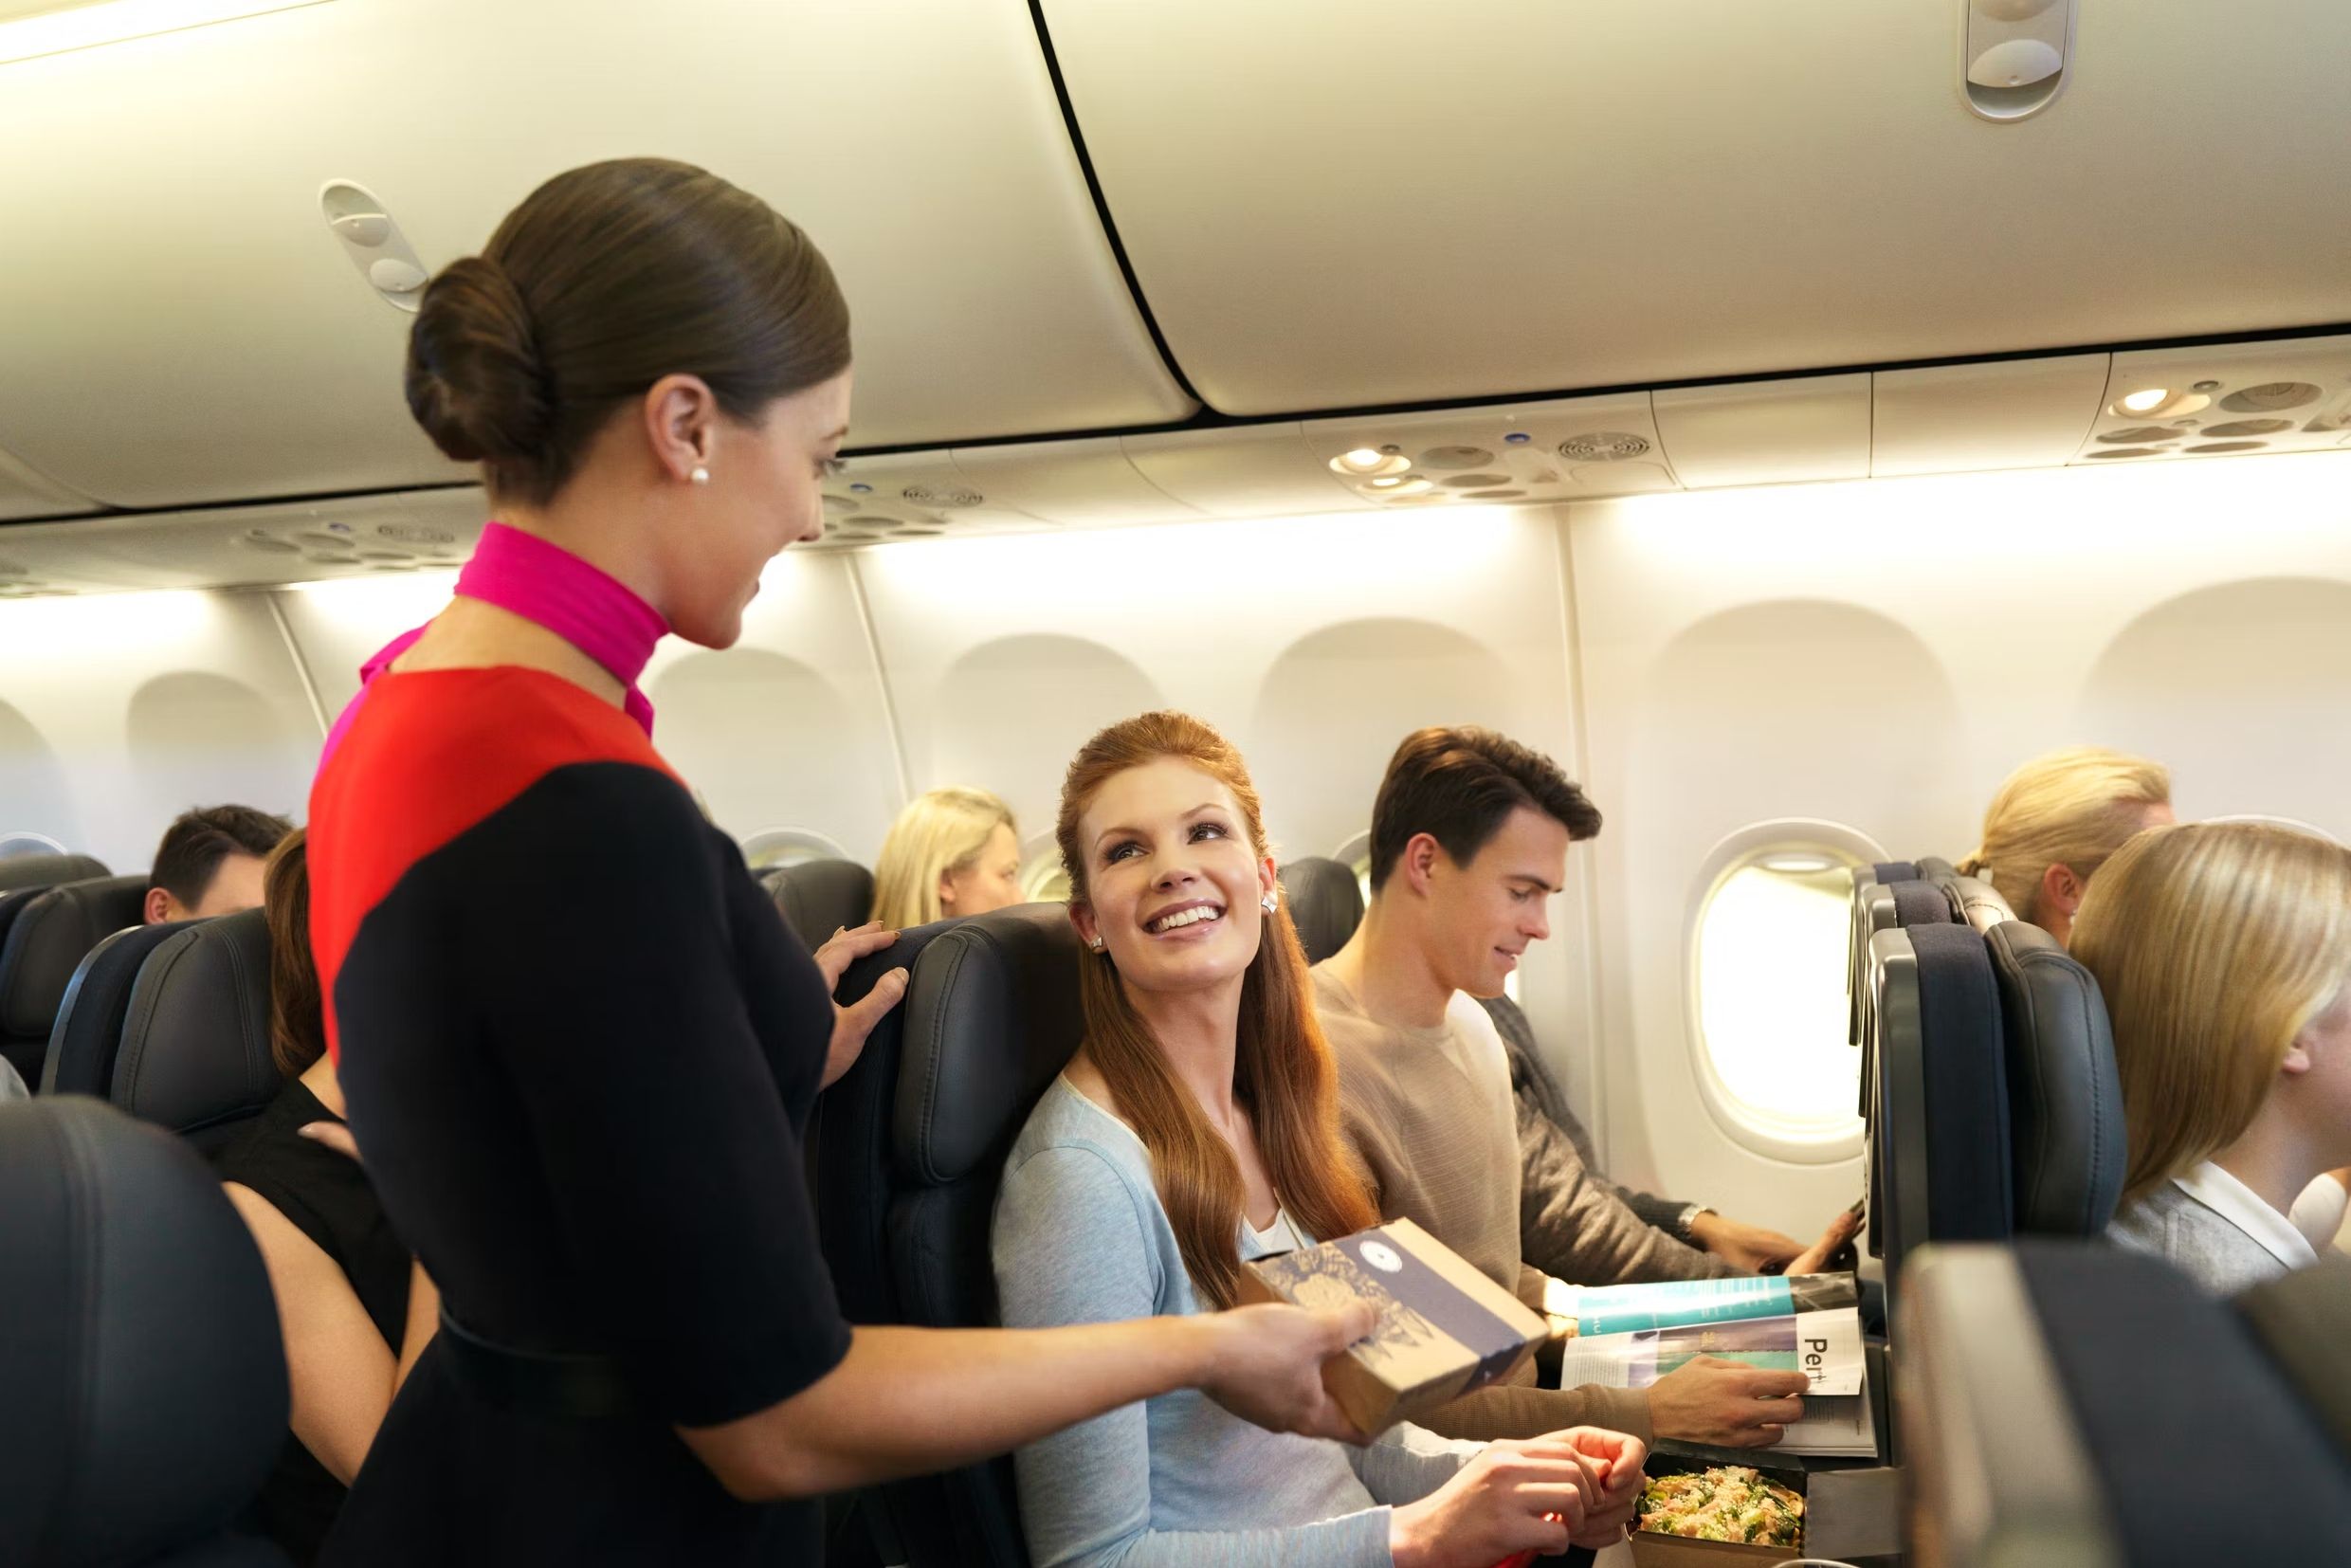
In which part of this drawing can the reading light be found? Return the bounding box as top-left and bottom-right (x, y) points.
(0, 0), (330, 65)
(1328, 447), (1412, 479)
(1368, 477), (1434, 498)
(1366, 476), (1406, 489)
(2120, 389), (2170, 413)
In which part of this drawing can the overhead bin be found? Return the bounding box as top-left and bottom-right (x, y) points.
(1041, 0), (2351, 414)
(0, 0), (1190, 510)
(0, 443), (96, 525)
(1871, 356), (2110, 478)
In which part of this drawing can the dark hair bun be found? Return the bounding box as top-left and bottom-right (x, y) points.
(404, 255), (551, 465)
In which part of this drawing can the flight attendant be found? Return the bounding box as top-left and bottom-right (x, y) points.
(307, 157), (1370, 1566)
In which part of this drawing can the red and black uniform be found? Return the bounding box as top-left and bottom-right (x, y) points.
(309, 665), (847, 1564)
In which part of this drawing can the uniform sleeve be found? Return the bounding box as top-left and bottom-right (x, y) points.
(993, 1141), (1394, 1568)
(466, 763), (849, 1429)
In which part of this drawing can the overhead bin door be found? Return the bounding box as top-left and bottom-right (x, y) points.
(0, 0), (1191, 510)
(1041, 0), (2351, 414)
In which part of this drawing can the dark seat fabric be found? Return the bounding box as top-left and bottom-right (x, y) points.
(1984, 922), (2123, 1238)
(768, 858), (876, 949)
(0, 851), (108, 892)
(0, 1097), (290, 1568)
(1887, 877), (1953, 930)
(1277, 857), (1363, 966)
(815, 903), (1084, 1567)
(1868, 860), (1919, 887)
(41, 921), (197, 1097)
(2015, 1241), (2351, 1565)
(0, 875), (150, 1088)
(111, 909), (279, 1155)
(2233, 1254), (2351, 1462)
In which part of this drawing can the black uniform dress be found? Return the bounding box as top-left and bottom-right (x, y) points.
(214, 1078), (412, 1564)
(308, 665), (850, 1565)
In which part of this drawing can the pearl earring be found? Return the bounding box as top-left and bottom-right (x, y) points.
(1261, 893), (1278, 914)
(1087, 936), (1104, 953)
(689, 465), (711, 486)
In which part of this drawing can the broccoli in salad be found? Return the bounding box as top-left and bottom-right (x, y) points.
(1636, 1466), (1804, 1549)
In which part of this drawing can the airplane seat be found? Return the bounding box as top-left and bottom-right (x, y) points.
(1948, 872), (2014, 933)
(1983, 921), (2125, 1238)
(0, 850), (109, 892)
(2234, 1255), (2351, 1459)
(110, 909), (278, 1155)
(1866, 920), (2010, 1311)
(1276, 856), (1363, 965)
(40, 921), (199, 1097)
(768, 858), (876, 950)
(817, 903), (1084, 1568)
(1901, 1240), (2351, 1566)
(1848, 865), (1941, 1048)
(0, 875), (150, 1089)
(0, 1096), (290, 1568)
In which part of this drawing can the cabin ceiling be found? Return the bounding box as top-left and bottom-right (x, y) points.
(0, 0), (2347, 588)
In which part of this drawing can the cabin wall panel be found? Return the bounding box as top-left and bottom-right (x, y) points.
(1571, 449), (2351, 1238)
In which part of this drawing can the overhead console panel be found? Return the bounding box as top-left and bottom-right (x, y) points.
(0, 0), (1190, 510)
(1041, 0), (2351, 414)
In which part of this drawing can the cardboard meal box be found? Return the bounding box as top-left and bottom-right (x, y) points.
(1628, 1457), (1811, 1567)
(1235, 1217), (1545, 1434)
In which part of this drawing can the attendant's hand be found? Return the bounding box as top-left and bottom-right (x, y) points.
(1686, 1211), (1806, 1273)
(1388, 1437), (1604, 1568)
(813, 921), (907, 1089)
(1785, 1203), (1865, 1278)
(1645, 1356), (1807, 1448)
(1197, 1301), (1376, 1444)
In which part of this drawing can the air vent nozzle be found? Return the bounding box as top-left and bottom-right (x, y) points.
(901, 484), (983, 509)
(1558, 432), (1650, 462)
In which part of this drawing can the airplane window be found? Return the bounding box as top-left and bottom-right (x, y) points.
(738, 827), (850, 871)
(1019, 831), (1069, 903)
(0, 830), (67, 860)
(1689, 824), (1874, 1158)
(1328, 830), (1375, 907)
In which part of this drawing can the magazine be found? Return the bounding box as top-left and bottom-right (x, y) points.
(1543, 1273), (1877, 1458)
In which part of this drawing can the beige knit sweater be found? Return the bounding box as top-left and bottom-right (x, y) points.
(1313, 964), (1652, 1445)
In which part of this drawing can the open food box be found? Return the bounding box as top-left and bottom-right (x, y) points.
(1627, 1456), (1810, 1566)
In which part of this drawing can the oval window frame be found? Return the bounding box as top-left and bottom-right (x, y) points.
(1683, 818), (1885, 1164)
(739, 826), (852, 872)
(1019, 830), (1071, 903)
(0, 830), (68, 860)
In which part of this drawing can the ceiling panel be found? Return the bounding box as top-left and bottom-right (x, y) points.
(1043, 0), (2351, 413)
(1652, 376), (1871, 489)
(0, 0), (1190, 508)
(1872, 356), (2111, 478)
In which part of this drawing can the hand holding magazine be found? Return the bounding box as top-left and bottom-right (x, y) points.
(1542, 1274), (1877, 1457)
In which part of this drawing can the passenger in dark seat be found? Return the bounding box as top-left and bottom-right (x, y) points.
(142, 803), (290, 924)
(215, 830), (439, 1565)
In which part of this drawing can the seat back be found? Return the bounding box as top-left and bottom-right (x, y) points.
(1277, 856), (1363, 965)
(1947, 872), (2014, 932)
(769, 858), (877, 948)
(1901, 1241), (2351, 1567)
(818, 903), (1084, 1567)
(40, 922), (197, 1097)
(111, 910), (280, 1154)
(0, 876), (150, 1087)
(0, 851), (107, 892)
(1865, 919), (2010, 1319)
(0, 1097), (289, 1568)
(1983, 922), (2124, 1238)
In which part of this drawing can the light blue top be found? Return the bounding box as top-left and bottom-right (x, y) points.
(992, 1075), (1479, 1568)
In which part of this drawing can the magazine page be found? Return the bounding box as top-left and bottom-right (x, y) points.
(1552, 1304), (1866, 1396)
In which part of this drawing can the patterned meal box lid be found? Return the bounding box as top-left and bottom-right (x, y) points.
(1236, 1217), (1546, 1435)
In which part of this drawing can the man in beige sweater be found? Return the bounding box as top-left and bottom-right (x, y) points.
(1316, 725), (1852, 1449)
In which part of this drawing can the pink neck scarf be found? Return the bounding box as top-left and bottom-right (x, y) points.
(319, 521), (669, 771)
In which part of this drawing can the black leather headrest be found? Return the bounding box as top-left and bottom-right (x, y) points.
(0, 875), (151, 1040)
(41, 922), (195, 1098)
(0, 1097), (286, 1568)
(0, 851), (108, 892)
(1985, 921), (2124, 1237)
(112, 909), (278, 1152)
(1278, 857), (1364, 966)
(895, 903), (1086, 1188)
(769, 859), (877, 948)
(1951, 873), (2014, 933)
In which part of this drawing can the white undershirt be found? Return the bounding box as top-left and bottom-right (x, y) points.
(2176, 1161), (2322, 1271)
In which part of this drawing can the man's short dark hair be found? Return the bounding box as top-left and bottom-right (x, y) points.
(1368, 728), (1601, 890)
(150, 805), (293, 906)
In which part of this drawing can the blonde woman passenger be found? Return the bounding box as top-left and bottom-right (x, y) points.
(871, 787), (1025, 929)
(1956, 745), (2174, 946)
(992, 712), (1645, 1568)
(2071, 822), (2351, 1294)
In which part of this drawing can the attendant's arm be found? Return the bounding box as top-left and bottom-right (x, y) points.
(224, 1183), (423, 1486)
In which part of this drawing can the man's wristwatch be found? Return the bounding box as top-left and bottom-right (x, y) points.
(1676, 1203), (1715, 1244)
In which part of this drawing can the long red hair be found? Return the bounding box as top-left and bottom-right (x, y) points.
(1055, 711), (1376, 1308)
